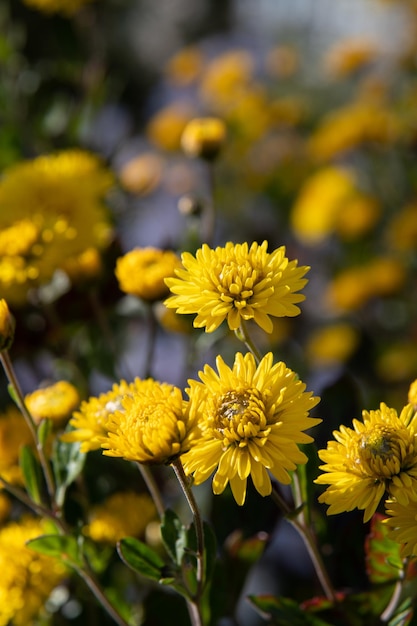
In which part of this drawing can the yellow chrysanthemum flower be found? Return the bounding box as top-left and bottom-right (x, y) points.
(118, 153), (163, 196)
(0, 516), (67, 626)
(409, 379), (417, 407)
(0, 406), (34, 486)
(182, 352), (320, 506)
(199, 50), (254, 111)
(181, 117), (227, 160)
(115, 247), (182, 302)
(22, 0), (95, 16)
(0, 150), (113, 305)
(385, 497), (417, 557)
(165, 241), (309, 334)
(0, 299), (15, 352)
(102, 378), (197, 465)
(84, 491), (157, 544)
(61, 380), (134, 452)
(315, 402), (417, 522)
(146, 103), (195, 152)
(25, 381), (80, 426)
(323, 38), (378, 78)
(306, 323), (359, 366)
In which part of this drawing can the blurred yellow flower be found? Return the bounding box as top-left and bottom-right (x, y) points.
(308, 101), (400, 161)
(385, 496), (417, 557)
(118, 153), (163, 195)
(0, 406), (34, 486)
(84, 491), (157, 544)
(386, 203), (417, 251)
(376, 343), (417, 383)
(61, 247), (103, 283)
(146, 103), (195, 151)
(199, 49), (255, 111)
(265, 45), (299, 79)
(334, 195), (380, 240)
(323, 38), (378, 78)
(62, 379), (134, 452)
(182, 352), (320, 506)
(306, 323), (360, 365)
(181, 117), (227, 160)
(25, 381), (80, 426)
(0, 516), (67, 626)
(0, 493), (10, 524)
(0, 299), (15, 352)
(115, 247), (182, 302)
(325, 256), (406, 313)
(22, 0), (94, 15)
(0, 150), (113, 306)
(102, 378), (197, 465)
(165, 241), (309, 333)
(165, 46), (204, 86)
(315, 402), (417, 522)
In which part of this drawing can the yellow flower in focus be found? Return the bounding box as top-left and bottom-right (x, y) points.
(323, 38), (378, 78)
(165, 241), (309, 333)
(315, 402), (417, 522)
(0, 406), (34, 486)
(0, 150), (113, 306)
(0, 299), (15, 352)
(306, 323), (359, 365)
(409, 379), (417, 407)
(61, 380), (133, 452)
(116, 247), (182, 302)
(25, 381), (80, 426)
(84, 492), (157, 544)
(102, 378), (196, 465)
(165, 46), (204, 86)
(181, 117), (227, 160)
(308, 101), (400, 161)
(146, 103), (195, 151)
(199, 49), (255, 110)
(118, 153), (163, 195)
(22, 0), (94, 15)
(0, 516), (67, 626)
(385, 497), (417, 557)
(182, 352), (320, 505)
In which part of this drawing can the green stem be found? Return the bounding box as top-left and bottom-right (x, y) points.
(381, 564), (407, 622)
(136, 463), (165, 519)
(171, 458), (204, 626)
(0, 350), (56, 502)
(271, 485), (337, 603)
(76, 562), (132, 626)
(235, 321), (262, 364)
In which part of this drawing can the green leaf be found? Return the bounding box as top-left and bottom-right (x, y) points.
(19, 445), (43, 504)
(160, 509), (188, 564)
(248, 595), (333, 626)
(52, 437), (85, 507)
(7, 383), (19, 406)
(365, 513), (403, 584)
(27, 533), (82, 566)
(37, 418), (52, 448)
(117, 537), (166, 581)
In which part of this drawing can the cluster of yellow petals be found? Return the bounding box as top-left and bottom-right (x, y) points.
(0, 406), (34, 486)
(25, 381), (80, 425)
(315, 402), (417, 522)
(84, 491), (157, 544)
(115, 247), (182, 302)
(182, 352), (320, 505)
(0, 517), (67, 626)
(102, 379), (196, 465)
(165, 241), (309, 333)
(0, 150), (113, 305)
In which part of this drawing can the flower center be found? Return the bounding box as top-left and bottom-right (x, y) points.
(356, 425), (414, 479)
(217, 261), (262, 309)
(214, 389), (270, 445)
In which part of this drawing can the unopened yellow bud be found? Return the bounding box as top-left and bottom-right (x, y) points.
(0, 300), (15, 352)
(181, 117), (227, 160)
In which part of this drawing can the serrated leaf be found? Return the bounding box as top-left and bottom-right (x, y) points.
(27, 533), (82, 566)
(365, 514), (403, 584)
(248, 595), (333, 626)
(19, 445), (43, 504)
(52, 437), (85, 507)
(117, 537), (166, 581)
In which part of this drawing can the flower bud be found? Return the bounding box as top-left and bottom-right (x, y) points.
(181, 117), (226, 160)
(0, 300), (15, 352)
